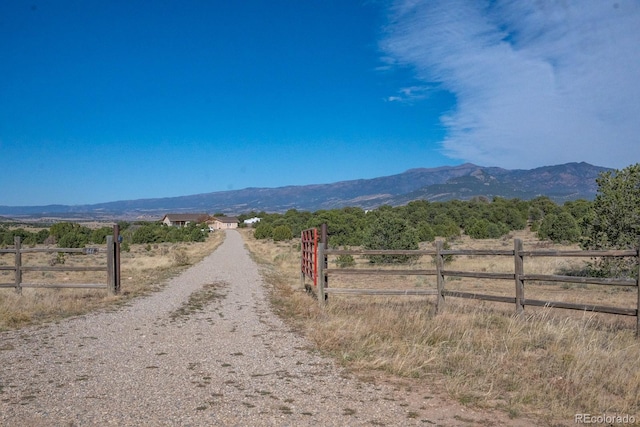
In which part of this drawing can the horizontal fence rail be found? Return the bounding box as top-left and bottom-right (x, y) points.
(0, 227), (121, 294)
(305, 228), (640, 336)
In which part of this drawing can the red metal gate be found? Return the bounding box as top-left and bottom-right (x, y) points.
(301, 228), (318, 287)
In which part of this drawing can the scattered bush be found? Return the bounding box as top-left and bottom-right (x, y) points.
(57, 231), (89, 248)
(49, 252), (66, 266)
(253, 224), (273, 240)
(362, 215), (419, 264)
(432, 218), (461, 240)
(417, 223), (436, 242)
(90, 227), (112, 244)
(272, 225), (293, 241)
(537, 212), (580, 243)
(335, 254), (355, 268)
(465, 219), (509, 239)
(172, 249), (190, 266)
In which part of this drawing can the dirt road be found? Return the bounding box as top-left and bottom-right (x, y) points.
(0, 230), (534, 426)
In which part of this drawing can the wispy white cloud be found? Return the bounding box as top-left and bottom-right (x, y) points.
(386, 85), (433, 102)
(380, 0), (640, 169)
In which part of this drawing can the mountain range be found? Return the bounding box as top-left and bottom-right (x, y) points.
(0, 162), (609, 220)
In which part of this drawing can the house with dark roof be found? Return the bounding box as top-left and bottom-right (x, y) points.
(161, 213), (209, 227)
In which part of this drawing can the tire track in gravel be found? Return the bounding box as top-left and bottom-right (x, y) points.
(0, 230), (533, 426)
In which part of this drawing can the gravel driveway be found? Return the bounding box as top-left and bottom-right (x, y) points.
(0, 230), (532, 426)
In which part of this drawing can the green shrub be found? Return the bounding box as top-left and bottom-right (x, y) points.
(57, 231), (88, 248)
(254, 224), (273, 240)
(432, 219), (461, 240)
(35, 229), (50, 244)
(90, 227), (112, 244)
(132, 224), (160, 244)
(335, 254), (355, 268)
(417, 223), (436, 242)
(362, 214), (418, 264)
(465, 219), (509, 239)
(272, 225), (293, 241)
(54, 252), (66, 265)
(537, 212), (580, 243)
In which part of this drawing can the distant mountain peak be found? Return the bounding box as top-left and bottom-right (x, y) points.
(405, 163), (480, 173)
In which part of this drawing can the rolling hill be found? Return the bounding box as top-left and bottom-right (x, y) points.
(0, 162), (610, 220)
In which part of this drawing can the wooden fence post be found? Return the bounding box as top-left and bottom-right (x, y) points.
(317, 243), (325, 304)
(321, 223), (328, 300)
(14, 236), (22, 295)
(636, 236), (640, 337)
(113, 225), (121, 294)
(435, 240), (445, 314)
(106, 235), (115, 294)
(514, 238), (525, 315)
(300, 231), (304, 290)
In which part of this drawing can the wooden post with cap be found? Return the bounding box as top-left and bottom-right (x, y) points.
(113, 224), (121, 294)
(14, 236), (22, 295)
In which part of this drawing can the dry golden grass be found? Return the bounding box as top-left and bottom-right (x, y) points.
(240, 228), (640, 423)
(0, 231), (225, 331)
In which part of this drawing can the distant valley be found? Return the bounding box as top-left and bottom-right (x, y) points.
(0, 162), (610, 221)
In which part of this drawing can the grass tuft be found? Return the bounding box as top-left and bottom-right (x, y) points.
(169, 282), (228, 321)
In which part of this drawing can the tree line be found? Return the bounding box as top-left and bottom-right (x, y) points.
(0, 220), (209, 250)
(241, 196), (585, 246)
(242, 163), (639, 275)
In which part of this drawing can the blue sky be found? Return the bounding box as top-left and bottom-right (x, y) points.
(1, 1), (639, 206)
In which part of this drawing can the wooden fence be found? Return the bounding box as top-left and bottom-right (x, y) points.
(306, 226), (640, 335)
(0, 226), (122, 294)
